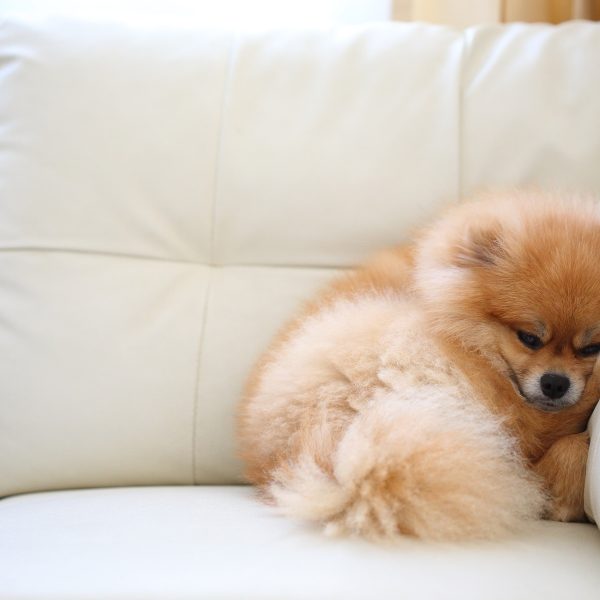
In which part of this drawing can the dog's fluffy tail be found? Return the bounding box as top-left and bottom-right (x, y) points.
(269, 389), (546, 541)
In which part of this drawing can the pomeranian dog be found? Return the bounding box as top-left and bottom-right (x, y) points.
(237, 190), (600, 541)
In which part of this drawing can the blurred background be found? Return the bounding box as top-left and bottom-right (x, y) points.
(1, 0), (598, 28)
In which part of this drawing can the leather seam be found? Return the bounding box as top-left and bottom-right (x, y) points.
(209, 31), (237, 266)
(0, 247), (346, 270)
(191, 268), (213, 485)
(191, 33), (236, 484)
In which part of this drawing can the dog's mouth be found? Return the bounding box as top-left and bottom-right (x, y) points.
(502, 360), (531, 403)
(523, 396), (572, 413)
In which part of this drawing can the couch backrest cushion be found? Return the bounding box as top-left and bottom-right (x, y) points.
(1, 16), (600, 496)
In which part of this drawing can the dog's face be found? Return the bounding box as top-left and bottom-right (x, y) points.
(485, 265), (600, 413)
(416, 192), (600, 413)
(496, 325), (599, 412)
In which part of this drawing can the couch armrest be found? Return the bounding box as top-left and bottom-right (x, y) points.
(585, 404), (600, 524)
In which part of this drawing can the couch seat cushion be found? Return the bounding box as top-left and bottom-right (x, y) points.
(1, 486), (599, 600)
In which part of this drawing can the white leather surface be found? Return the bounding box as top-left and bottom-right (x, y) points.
(0, 257), (338, 493)
(586, 405), (600, 523)
(463, 24), (600, 196)
(1, 16), (600, 497)
(193, 265), (339, 481)
(0, 252), (208, 493)
(215, 25), (461, 267)
(1, 486), (599, 600)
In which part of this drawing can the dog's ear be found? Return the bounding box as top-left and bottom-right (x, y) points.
(453, 223), (505, 268)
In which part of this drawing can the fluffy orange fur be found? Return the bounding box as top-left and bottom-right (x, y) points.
(237, 190), (600, 541)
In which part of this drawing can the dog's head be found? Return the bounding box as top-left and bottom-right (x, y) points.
(414, 191), (600, 413)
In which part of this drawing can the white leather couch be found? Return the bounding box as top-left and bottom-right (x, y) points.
(1, 15), (599, 600)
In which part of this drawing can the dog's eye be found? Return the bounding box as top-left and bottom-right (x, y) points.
(578, 343), (600, 357)
(517, 330), (543, 350)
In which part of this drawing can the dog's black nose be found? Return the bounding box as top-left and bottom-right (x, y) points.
(540, 373), (570, 399)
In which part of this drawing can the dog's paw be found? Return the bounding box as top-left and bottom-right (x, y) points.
(536, 432), (590, 523)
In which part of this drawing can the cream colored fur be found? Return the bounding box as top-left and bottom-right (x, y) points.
(245, 296), (546, 541)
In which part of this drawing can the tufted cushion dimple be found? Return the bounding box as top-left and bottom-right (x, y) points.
(1, 16), (600, 497)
